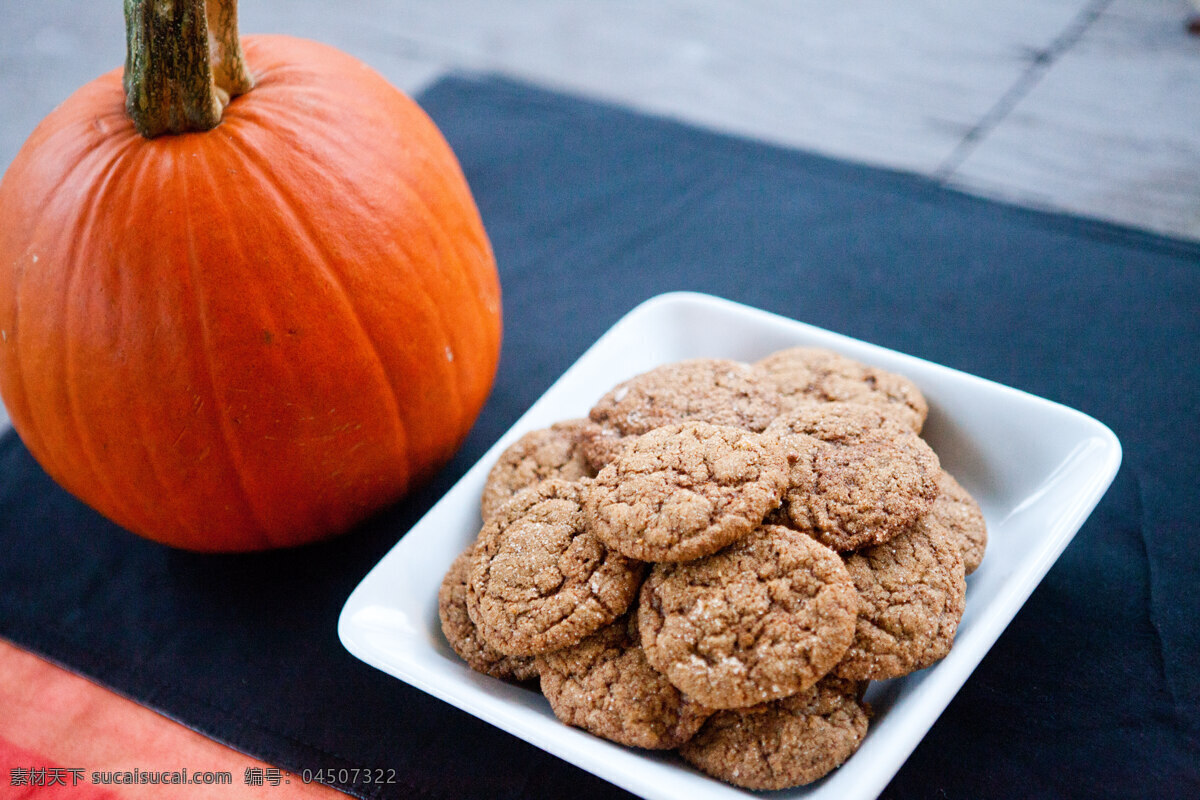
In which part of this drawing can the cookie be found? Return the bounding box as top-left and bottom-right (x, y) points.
(467, 479), (645, 656)
(638, 525), (858, 709)
(480, 419), (595, 522)
(535, 616), (712, 749)
(931, 470), (987, 575)
(756, 347), (928, 433)
(765, 399), (916, 447)
(678, 676), (870, 790)
(438, 547), (539, 681)
(585, 422), (789, 562)
(580, 359), (781, 469)
(835, 514), (966, 681)
(766, 404), (940, 551)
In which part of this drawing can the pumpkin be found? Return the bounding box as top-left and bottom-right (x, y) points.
(0, 0), (502, 550)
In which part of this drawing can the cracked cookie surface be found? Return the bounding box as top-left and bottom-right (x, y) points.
(439, 547), (539, 681)
(480, 419), (595, 523)
(931, 469), (988, 575)
(757, 347), (928, 433)
(536, 615), (712, 749)
(580, 359), (781, 469)
(766, 404), (940, 551)
(679, 676), (870, 790)
(835, 514), (966, 681)
(766, 399), (919, 447)
(586, 422), (789, 562)
(638, 525), (858, 709)
(467, 479), (644, 656)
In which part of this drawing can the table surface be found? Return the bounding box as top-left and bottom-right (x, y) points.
(1, 0), (1198, 433)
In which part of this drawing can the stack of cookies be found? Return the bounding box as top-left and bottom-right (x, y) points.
(438, 348), (987, 790)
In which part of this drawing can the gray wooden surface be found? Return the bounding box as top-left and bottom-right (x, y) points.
(1, 0), (1199, 430)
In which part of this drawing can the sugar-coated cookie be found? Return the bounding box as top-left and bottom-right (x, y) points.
(639, 525), (858, 709)
(586, 422), (788, 562)
(835, 515), (966, 681)
(930, 469), (988, 575)
(438, 547), (539, 681)
(757, 347), (927, 433)
(580, 359), (781, 469)
(679, 676), (870, 790)
(480, 419), (595, 523)
(536, 615), (712, 749)
(467, 479), (644, 656)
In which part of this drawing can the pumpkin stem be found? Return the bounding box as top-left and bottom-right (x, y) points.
(124, 0), (253, 138)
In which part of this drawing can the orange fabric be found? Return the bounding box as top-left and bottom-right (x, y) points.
(0, 640), (346, 799)
(0, 738), (118, 799)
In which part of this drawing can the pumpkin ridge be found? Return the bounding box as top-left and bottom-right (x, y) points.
(395, 123), (499, 343)
(1, 113), (124, 484)
(59, 140), (154, 533)
(272, 96), (482, 474)
(389, 164), (496, 437)
(226, 44), (494, 447)
(0, 112), (125, 499)
(166, 142), (290, 548)
(219, 126), (414, 487)
(3, 240), (48, 481)
(111, 139), (221, 539)
(3, 266), (43, 475)
(233, 47), (497, 434)
(179, 157), (277, 549)
(396, 164), (495, 362)
(382, 180), (469, 439)
(376, 92), (501, 399)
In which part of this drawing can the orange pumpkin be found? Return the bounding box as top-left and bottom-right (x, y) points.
(0, 0), (502, 550)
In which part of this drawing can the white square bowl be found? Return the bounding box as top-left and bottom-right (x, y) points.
(338, 291), (1122, 800)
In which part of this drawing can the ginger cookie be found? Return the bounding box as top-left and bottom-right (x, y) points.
(480, 419), (595, 523)
(931, 469), (988, 575)
(638, 525), (858, 709)
(679, 676), (870, 790)
(766, 399), (918, 447)
(467, 479), (644, 656)
(438, 547), (539, 681)
(585, 422), (789, 562)
(535, 616), (712, 750)
(835, 514), (966, 681)
(766, 404), (940, 551)
(757, 347), (928, 433)
(580, 359), (781, 469)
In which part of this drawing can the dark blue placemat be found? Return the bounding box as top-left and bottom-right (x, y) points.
(2, 74), (1198, 799)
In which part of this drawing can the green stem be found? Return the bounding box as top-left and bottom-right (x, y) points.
(123, 0), (253, 138)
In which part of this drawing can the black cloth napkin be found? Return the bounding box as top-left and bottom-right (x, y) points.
(2, 75), (1198, 799)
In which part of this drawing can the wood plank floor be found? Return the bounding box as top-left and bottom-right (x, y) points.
(948, 0), (1200, 238)
(1, 0), (1198, 428)
(4, 1), (1198, 236)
